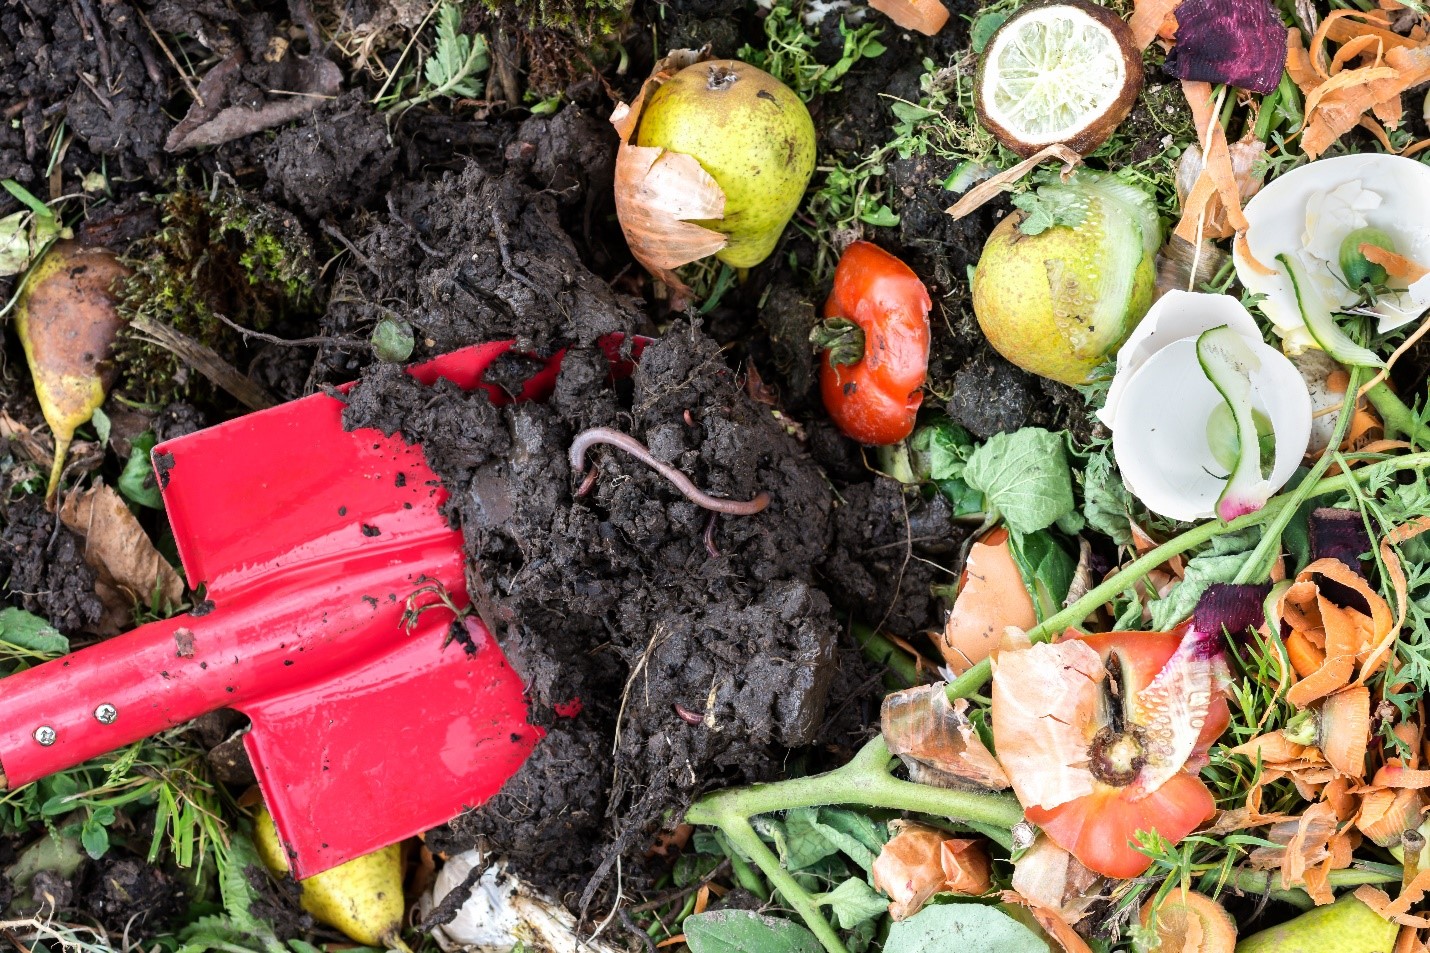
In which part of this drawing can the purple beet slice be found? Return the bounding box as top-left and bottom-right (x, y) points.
(1164, 0), (1288, 93)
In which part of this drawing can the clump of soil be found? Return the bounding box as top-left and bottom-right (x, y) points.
(344, 316), (861, 902)
(0, 497), (104, 634)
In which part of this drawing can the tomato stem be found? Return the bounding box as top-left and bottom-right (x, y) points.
(685, 735), (1024, 953)
(1365, 381), (1430, 448)
(946, 450), (1430, 700)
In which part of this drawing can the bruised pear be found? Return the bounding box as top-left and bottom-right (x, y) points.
(972, 171), (1159, 385)
(14, 241), (129, 502)
(634, 59), (816, 269)
(254, 806), (411, 951)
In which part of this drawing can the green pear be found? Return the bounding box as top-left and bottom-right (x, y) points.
(1236, 894), (1399, 953)
(972, 171), (1159, 386)
(635, 59), (816, 269)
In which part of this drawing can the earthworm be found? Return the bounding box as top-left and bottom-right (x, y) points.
(703, 512), (720, 558)
(673, 703), (705, 725)
(568, 427), (771, 516)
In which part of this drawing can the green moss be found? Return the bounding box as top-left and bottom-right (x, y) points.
(113, 188), (318, 405)
(487, 0), (631, 39)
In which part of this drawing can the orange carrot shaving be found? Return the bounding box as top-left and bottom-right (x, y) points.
(1361, 244), (1430, 282)
(1140, 889), (1238, 953)
(868, 0), (950, 35)
(1280, 559), (1395, 708)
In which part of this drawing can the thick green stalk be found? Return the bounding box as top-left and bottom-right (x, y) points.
(717, 815), (850, 953)
(686, 736), (1023, 830)
(1232, 364), (1367, 585)
(1366, 382), (1430, 448)
(849, 621), (922, 688)
(1219, 865), (1401, 896)
(685, 736), (1024, 953)
(946, 451), (1430, 700)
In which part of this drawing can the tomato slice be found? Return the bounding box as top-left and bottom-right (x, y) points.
(1026, 773), (1216, 878)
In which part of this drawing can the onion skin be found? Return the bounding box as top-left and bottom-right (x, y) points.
(975, 0), (1144, 158)
(15, 240), (129, 504)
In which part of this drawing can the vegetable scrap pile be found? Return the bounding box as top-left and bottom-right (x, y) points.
(9, 0), (1430, 952)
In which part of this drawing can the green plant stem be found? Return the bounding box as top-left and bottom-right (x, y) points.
(720, 815), (849, 953)
(686, 736), (1023, 831)
(1366, 381), (1430, 447)
(685, 736), (1023, 953)
(1232, 364), (1368, 585)
(1220, 865), (1401, 896)
(849, 621), (922, 688)
(946, 451), (1430, 700)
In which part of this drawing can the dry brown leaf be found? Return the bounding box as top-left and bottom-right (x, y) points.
(611, 49), (727, 296)
(1281, 559), (1395, 708)
(936, 529), (1037, 674)
(60, 484), (184, 633)
(166, 55), (341, 152)
(1173, 81), (1249, 244)
(871, 821), (991, 920)
(881, 683), (1011, 789)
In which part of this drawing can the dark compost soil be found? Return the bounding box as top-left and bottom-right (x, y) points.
(0, 0), (1134, 933)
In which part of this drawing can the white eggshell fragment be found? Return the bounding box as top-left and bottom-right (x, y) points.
(420, 852), (623, 953)
(1101, 291), (1313, 521)
(1234, 154), (1430, 353)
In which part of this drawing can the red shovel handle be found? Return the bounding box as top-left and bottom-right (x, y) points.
(0, 613), (232, 786)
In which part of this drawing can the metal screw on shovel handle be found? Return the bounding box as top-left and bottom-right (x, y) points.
(0, 340), (655, 878)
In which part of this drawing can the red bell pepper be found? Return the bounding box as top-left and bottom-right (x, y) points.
(815, 242), (931, 445)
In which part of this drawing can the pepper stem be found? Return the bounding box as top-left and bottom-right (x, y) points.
(810, 318), (866, 367)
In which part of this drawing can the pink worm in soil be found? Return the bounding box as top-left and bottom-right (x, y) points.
(568, 427), (771, 517)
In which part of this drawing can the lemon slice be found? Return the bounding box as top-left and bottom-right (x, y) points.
(976, 0), (1142, 157)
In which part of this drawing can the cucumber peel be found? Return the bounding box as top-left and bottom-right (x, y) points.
(1197, 325), (1272, 521)
(1277, 252), (1384, 368)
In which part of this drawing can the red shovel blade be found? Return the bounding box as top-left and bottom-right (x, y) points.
(0, 340), (648, 877)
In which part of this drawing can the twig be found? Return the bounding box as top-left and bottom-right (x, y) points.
(128, 317), (278, 411)
(627, 858), (732, 913)
(212, 311), (365, 350)
(135, 6), (203, 107)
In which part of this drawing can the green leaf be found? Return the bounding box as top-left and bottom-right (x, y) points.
(119, 432), (164, 509)
(884, 903), (1052, 953)
(81, 819), (110, 860)
(423, 2), (488, 99)
(963, 429), (1076, 535)
(0, 210), (31, 276)
(814, 808), (888, 872)
(1008, 530), (1075, 622)
(372, 316), (416, 363)
(90, 406), (112, 448)
(684, 910), (823, 953)
(859, 204), (900, 228)
(1081, 449), (1133, 547)
(911, 418), (975, 482)
(1012, 188), (1088, 236)
(0, 607), (68, 655)
(1147, 530), (1259, 630)
(971, 11), (1010, 53)
(817, 877), (888, 929)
